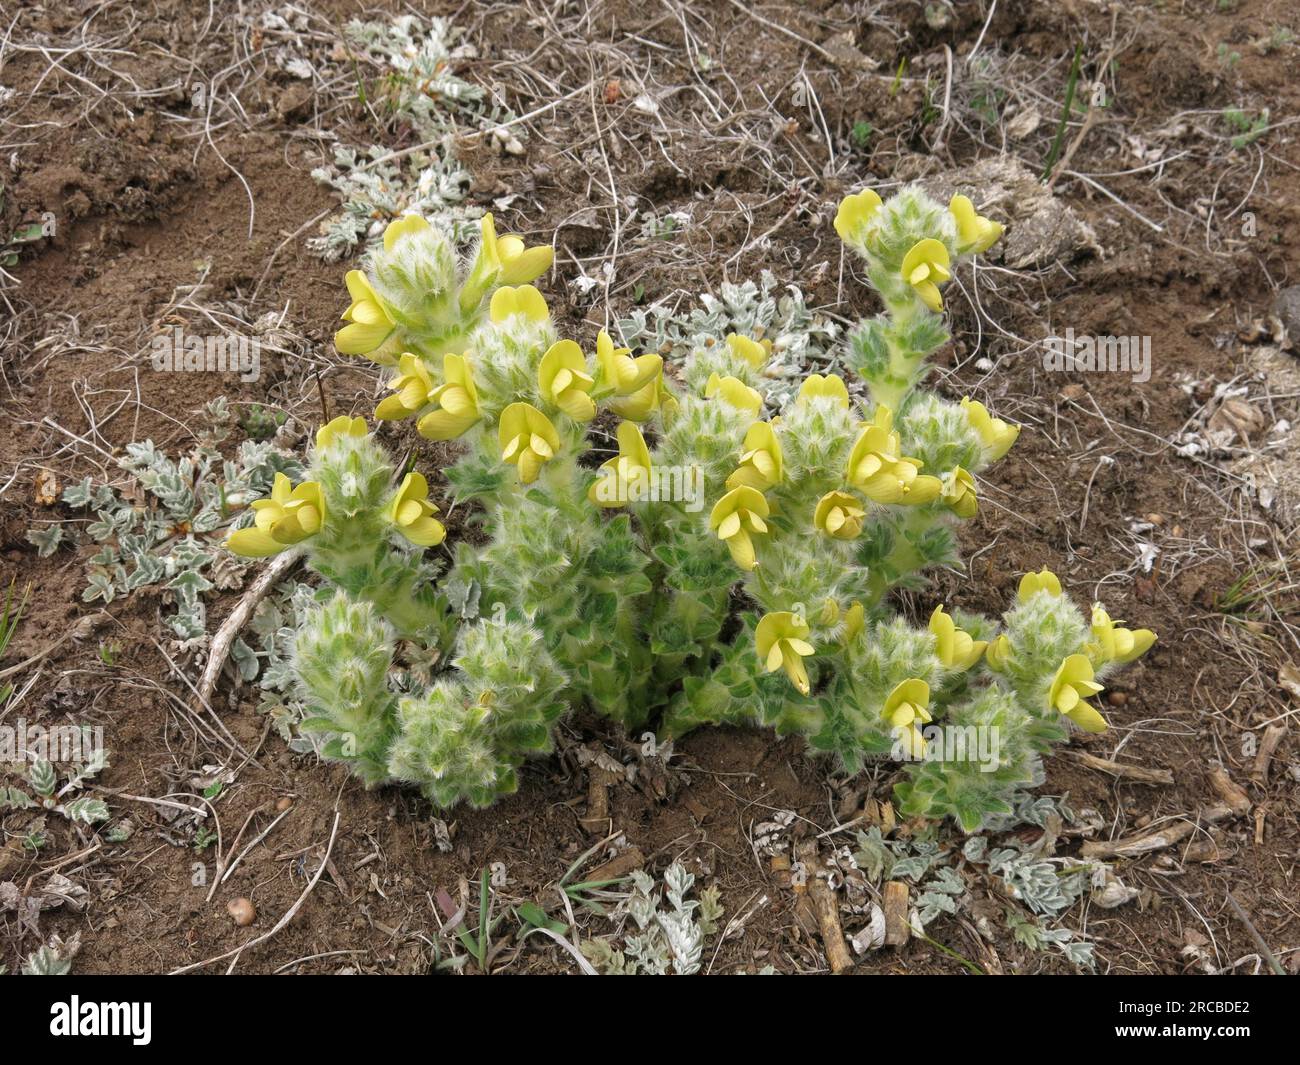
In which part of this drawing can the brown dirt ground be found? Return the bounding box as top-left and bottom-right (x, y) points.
(0, 0), (1296, 974)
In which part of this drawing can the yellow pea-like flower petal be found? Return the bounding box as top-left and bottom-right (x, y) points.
(755, 611), (815, 695)
(726, 333), (770, 370)
(797, 374), (850, 409)
(949, 194), (1004, 254)
(900, 238), (952, 313)
(1017, 567), (1062, 601)
(498, 402), (560, 484)
(833, 189), (883, 245)
(1049, 654), (1108, 732)
(385, 471), (446, 547)
(709, 486), (770, 571)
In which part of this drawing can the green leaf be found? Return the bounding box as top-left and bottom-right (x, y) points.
(12, 223), (46, 243)
(62, 797), (110, 824)
(22, 946), (73, 976)
(298, 716), (341, 733)
(0, 786), (34, 810)
(29, 759), (56, 797)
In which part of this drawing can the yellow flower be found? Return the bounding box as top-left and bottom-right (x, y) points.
(814, 490), (866, 540)
(1049, 654), (1107, 733)
(833, 189), (883, 245)
(985, 634), (1011, 671)
(843, 601), (865, 643)
(709, 485), (770, 570)
(949, 194), (1004, 254)
(589, 421), (653, 508)
(882, 679), (932, 757)
(1017, 567), (1061, 601)
(488, 214), (551, 287)
(726, 421), (784, 492)
(489, 284), (551, 324)
(1088, 605), (1156, 666)
(655, 373), (679, 420)
(756, 611), (815, 695)
(705, 373), (763, 416)
(796, 373), (850, 409)
(382, 213), (429, 250)
(386, 471), (446, 547)
(941, 466), (978, 519)
(375, 353), (437, 421)
(227, 473), (324, 557)
(929, 606), (987, 671)
(336, 270), (398, 363)
(900, 238), (952, 313)
(818, 598), (840, 625)
(726, 333), (770, 370)
(316, 415), (368, 451)
(595, 330), (662, 396)
(960, 396), (1020, 460)
(538, 340), (596, 421)
(609, 376), (660, 421)
(417, 353), (481, 441)
(485, 213), (554, 285)
(846, 421), (941, 505)
(461, 213), (554, 313)
(498, 402), (560, 484)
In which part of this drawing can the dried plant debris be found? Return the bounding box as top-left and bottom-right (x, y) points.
(1174, 344), (1300, 526)
(581, 861), (724, 975)
(1, 874), (88, 938)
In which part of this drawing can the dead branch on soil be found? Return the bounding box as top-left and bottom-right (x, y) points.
(196, 548), (303, 713)
(883, 880), (911, 947)
(1252, 723), (1286, 782)
(1079, 805), (1234, 860)
(1066, 750), (1174, 785)
(1205, 765), (1252, 815)
(1224, 892), (1286, 976)
(794, 840), (853, 973)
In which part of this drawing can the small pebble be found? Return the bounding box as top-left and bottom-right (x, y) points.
(228, 898), (256, 927)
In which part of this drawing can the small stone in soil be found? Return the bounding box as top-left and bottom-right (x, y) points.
(228, 898), (256, 927)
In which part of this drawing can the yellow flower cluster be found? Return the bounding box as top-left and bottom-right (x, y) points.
(228, 416), (446, 557)
(832, 188), (1003, 313)
(847, 407), (942, 506)
(352, 213), (680, 487)
(832, 188), (1003, 314)
(983, 567), (1156, 731)
(708, 382), (981, 573)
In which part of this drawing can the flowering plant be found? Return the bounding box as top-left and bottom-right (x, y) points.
(226, 189), (1154, 829)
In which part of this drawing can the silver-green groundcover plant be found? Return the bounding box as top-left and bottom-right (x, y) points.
(226, 189), (1156, 829)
